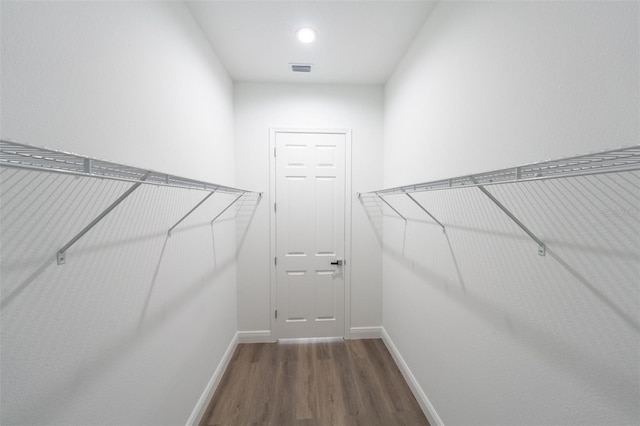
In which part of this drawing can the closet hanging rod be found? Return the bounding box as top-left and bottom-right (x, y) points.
(359, 145), (640, 196)
(0, 139), (258, 196)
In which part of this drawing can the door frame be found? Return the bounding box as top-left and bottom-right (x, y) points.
(269, 128), (352, 340)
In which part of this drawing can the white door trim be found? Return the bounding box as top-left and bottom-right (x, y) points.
(269, 128), (352, 340)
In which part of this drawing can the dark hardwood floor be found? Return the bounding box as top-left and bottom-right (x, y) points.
(200, 338), (430, 426)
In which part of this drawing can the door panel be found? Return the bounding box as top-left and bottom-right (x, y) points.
(275, 131), (345, 339)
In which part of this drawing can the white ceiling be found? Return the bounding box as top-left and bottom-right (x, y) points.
(186, 1), (438, 85)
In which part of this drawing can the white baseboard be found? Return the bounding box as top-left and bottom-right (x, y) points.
(237, 329), (275, 343)
(186, 332), (238, 426)
(381, 327), (444, 426)
(349, 326), (383, 339)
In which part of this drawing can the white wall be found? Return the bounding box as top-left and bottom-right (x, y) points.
(382, 1), (639, 425)
(234, 83), (384, 339)
(1, 1), (239, 424)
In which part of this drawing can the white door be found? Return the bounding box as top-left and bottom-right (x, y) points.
(274, 131), (346, 339)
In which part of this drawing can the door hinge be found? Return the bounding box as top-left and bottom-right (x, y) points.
(275, 309), (278, 319)
(274, 147), (277, 157)
(274, 202), (277, 213)
(274, 256), (277, 266)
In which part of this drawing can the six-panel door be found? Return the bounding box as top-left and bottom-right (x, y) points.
(275, 131), (346, 338)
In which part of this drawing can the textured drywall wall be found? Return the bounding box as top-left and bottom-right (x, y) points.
(381, 1), (639, 425)
(1, 1), (240, 424)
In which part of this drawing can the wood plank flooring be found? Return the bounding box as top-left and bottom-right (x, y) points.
(200, 338), (430, 426)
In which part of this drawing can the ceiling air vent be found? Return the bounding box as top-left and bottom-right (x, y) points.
(291, 63), (312, 73)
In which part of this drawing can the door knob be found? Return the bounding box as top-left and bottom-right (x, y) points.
(330, 260), (343, 266)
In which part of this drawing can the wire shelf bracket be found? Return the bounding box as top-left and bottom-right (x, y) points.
(377, 194), (407, 222)
(211, 193), (246, 225)
(0, 140), (260, 265)
(168, 192), (217, 237)
(474, 179), (546, 256)
(403, 190), (446, 233)
(57, 172), (150, 265)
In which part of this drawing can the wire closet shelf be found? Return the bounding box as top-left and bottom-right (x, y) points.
(0, 139), (261, 265)
(0, 139), (255, 195)
(358, 145), (640, 257)
(360, 145), (640, 197)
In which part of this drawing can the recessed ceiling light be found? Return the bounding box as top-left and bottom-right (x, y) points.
(296, 27), (316, 44)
